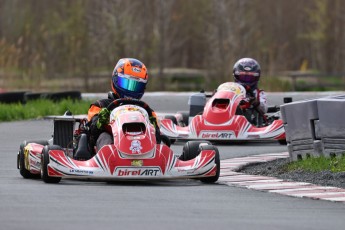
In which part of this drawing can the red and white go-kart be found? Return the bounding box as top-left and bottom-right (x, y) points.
(17, 99), (220, 183)
(160, 82), (286, 144)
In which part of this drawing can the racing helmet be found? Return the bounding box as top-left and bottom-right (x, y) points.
(233, 58), (261, 89)
(111, 58), (148, 99)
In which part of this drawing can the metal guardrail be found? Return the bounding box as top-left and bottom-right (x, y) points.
(281, 94), (345, 161)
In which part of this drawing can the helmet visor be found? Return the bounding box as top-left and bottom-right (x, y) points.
(236, 72), (259, 83)
(115, 74), (146, 93)
(237, 75), (257, 83)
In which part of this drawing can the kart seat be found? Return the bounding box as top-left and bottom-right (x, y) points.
(74, 133), (92, 160)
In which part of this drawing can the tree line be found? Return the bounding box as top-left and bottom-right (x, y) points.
(0, 0), (344, 92)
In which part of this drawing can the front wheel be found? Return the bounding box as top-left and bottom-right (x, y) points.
(278, 139), (287, 145)
(18, 140), (49, 179)
(199, 145), (220, 183)
(179, 141), (212, 161)
(160, 135), (171, 147)
(41, 145), (62, 184)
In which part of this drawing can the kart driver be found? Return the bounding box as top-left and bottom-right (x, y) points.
(87, 58), (160, 154)
(233, 57), (268, 126)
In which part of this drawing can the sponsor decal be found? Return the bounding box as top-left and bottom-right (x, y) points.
(244, 66), (252, 71)
(130, 115), (139, 121)
(200, 132), (233, 139)
(29, 159), (40, 167)
(115, 167), (161, 177)
(131, 160), (143, 167)
(130, 140), (142, 154)
(132, 67), (141, 73)
(70, 169), (94, 175)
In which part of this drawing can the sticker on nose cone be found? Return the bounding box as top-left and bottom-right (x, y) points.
(130, 140), (142, 154)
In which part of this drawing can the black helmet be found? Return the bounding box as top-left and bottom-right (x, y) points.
(233, 58), (261, 89)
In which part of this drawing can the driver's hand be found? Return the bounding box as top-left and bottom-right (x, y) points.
(240, 99), (251, 109)
(149, 116), (158, 128)
(240, 97), (259, 109)
(249, 97), (259, 107)
(96, 108), (110, 129)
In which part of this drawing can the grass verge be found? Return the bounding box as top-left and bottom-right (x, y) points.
(286, 155), (345, 173)
(0, 99), (92, 122)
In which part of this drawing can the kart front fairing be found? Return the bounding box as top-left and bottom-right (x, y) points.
(46, 144), (217, 179)
(160, 82), (285, 141)
(40, 104), (218, 180)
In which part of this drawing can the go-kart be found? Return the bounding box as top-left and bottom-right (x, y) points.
(160, 82), (286, 144)
(17, 99), (220, 184)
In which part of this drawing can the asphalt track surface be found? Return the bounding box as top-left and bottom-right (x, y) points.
(1, 92), (345, 230)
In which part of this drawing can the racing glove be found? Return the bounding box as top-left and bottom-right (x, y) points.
(249, 97), (260, 108)
(96, 108), (110, 129)
(240, 97), (259, 109)
(149, 116), (158, 128)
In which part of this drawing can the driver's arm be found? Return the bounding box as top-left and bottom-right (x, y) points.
(149, 111), (160, 128)
(87, 105), (101, 122)
(258, 90), (268, 113)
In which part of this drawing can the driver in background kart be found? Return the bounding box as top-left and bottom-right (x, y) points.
(233, 57), (268, 126)
(86, 58), (160, 155)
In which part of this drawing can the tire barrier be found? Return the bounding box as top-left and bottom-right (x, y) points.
(37, 91), (82, 102)
(0, 91), (82, 104)
(0, 91), (27, 104)
(280, 95), (345, 161)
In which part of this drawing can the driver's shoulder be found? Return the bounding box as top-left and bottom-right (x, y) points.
(92, 98), (114, 108)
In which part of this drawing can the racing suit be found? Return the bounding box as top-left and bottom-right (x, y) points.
(239, 87), (268, 127)
(87, 92), (161, 154)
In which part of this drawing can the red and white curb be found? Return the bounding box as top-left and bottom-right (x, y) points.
(218, 152), (345, 203)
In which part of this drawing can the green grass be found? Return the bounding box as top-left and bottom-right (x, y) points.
(0, 99), (92, 122)
(286, 155), (345, 173)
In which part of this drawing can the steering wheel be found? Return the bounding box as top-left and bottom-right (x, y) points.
(106, 99), (154, 117)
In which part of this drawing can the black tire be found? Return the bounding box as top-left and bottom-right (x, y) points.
(41, 145), (62, 183)
(160, 134), (171, 147)
(177, 111), (189, 126)
(0, 91), (27, 104)
(41, 91), (81, 102)
(278, 139), (287, 145)
(18, 140), (49, 179)
(24, 92), (44, 102)
(179, 140), (212, 161)
(199, 145), (220, 183)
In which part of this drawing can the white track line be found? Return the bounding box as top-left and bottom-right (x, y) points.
(219, 152), (345, 204)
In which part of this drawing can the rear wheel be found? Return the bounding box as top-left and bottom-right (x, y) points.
(41, 145), (62, 183)
(199, 145), (220, 183)
(179, 141), (211, 161)
(18, 140), (49, 179)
